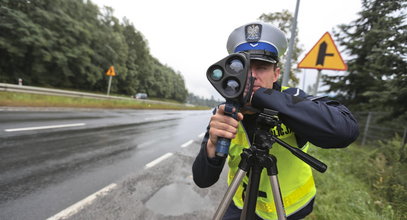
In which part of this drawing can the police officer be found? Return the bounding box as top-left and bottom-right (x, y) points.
(192, 21), (359, 220)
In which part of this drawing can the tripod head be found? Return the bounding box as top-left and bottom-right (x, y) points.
(253, 108), (281, 150)
(253, 108), (328, 173)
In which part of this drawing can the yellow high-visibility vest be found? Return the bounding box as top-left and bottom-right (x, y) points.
(227, 88), (316, 219)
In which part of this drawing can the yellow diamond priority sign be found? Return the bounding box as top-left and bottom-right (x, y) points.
(297, 32), (347, 71)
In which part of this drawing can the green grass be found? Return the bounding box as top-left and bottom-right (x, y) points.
(304, 140), (406, 220)
(0, 91), (209, 110)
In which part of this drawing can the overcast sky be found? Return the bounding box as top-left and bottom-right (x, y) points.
(91, 0), (362, 100)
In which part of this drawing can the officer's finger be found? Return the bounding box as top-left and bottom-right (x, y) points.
(210, 119), (238, 134)
(210, 114), (239, 129)
(210, 127), (237, 140)
(208, 134), (218, 147)
(236, 112), (244, 121)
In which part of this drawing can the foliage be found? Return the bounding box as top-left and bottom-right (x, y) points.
(186, 93), (222, 108)
(323, 0), (407, 121)
(365, 136), (407, 219)
(259, 10), (303, 87)
(0, 0), (188, 102)
(308, 136), (406, 219)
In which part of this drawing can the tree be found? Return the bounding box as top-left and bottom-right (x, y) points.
(0, 0), (108, 89)
(323, 0), (407, 120)
(259, 10), (303, 86)
(0, 0), (189, 102)
(117, 18), (149, 95)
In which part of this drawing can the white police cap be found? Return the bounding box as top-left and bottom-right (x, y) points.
(226, 21), (288, 63)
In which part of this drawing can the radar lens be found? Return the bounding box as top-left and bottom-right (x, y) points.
(210, 68), (223, 81)
(228, 59), (244, 74)
(223, 78), (240, 97)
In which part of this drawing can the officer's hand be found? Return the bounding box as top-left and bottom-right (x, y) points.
(207, 105), (243, 158)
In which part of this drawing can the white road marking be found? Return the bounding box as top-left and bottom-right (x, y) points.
(5, 123), (86, 132)
(198, 132), (205, 138)
(46, 183), (117, 220)
(181, 140), (194, 148)
(145, 153), (173, 169)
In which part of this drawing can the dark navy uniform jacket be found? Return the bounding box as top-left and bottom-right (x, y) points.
(252, 84), (359, 149)
(192, 82), (360, 188)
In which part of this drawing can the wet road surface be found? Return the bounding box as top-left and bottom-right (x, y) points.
(0, 108), (212, 220)
(55, 139), (228, 220)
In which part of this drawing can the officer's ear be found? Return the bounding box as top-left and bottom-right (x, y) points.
(273, 66), (281, 82)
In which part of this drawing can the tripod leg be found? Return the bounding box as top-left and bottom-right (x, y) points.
(213, 169), (247, 220)
(241, 164), (262, 220)
(269, 175), (287, 220)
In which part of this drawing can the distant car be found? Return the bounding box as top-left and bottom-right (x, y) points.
(134, 93), (148, 99)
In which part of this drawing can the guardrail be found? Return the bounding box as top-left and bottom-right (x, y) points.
(0, 83), (184, 107)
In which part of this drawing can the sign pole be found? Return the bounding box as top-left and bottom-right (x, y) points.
(107, 75), (112, 96)
(282, 0), (300, 87)
(313, 69), (322, 96)
(302, 69), (306, 91)
(105, 66), (116, 96)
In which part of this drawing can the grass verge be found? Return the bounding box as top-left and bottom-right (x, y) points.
(0, 91), (209, 110)
(305, 138), (406, 220)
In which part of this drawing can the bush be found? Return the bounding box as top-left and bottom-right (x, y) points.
(306, 135), (406, 219)
(368, 136), (407, 219)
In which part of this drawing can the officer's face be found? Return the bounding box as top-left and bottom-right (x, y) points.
(250, 60), (280, 93)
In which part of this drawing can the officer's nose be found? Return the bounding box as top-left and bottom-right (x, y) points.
(250, 67), (258, 78)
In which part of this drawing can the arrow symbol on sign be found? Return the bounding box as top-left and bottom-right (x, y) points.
(316, 41), (334, 66)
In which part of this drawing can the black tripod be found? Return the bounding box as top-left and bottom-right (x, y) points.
(213, 109), (327, 220)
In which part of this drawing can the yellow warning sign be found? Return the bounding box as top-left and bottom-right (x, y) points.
(297, 32), (347, 71)
(106, 66), (116, 76)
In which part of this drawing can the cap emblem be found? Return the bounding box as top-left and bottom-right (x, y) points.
(245, 24), (262, 42)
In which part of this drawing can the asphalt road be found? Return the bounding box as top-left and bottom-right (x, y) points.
(0, 107), (222, 220)
(50, 138), (229, 220)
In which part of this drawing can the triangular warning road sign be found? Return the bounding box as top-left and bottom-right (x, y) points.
(106, 66), (116, 76)
(297, 32), (347, 71)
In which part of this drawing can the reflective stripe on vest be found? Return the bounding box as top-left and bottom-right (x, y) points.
(226, 87), (316, 219)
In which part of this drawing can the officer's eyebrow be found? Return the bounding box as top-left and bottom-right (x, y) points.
(251, 60), (276, 69)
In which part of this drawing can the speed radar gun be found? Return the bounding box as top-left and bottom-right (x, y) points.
(207, 52), (255, 157)
(207, 53), (328, 220)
